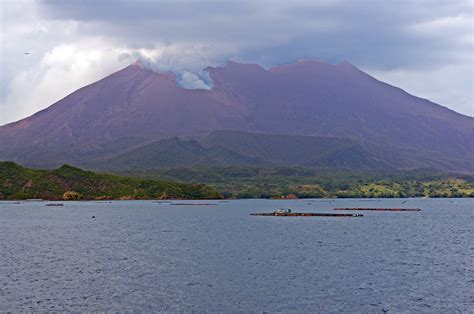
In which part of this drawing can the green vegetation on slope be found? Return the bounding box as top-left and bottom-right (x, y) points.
(0, 162), (221, 200)
(118, 166), (474, 199)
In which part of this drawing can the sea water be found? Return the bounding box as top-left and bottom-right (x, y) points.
(1, 198), (473, 311)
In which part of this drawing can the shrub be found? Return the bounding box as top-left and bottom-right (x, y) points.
(63, 191), (83, 200)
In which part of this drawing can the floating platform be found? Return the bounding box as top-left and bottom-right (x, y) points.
(334, 207), (420, 211)
(170, 203), (218, 206)
(45, 203), (64, 206)
(251, 212), (363, 217)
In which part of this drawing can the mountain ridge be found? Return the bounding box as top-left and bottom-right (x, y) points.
(91, 131), (389, 171)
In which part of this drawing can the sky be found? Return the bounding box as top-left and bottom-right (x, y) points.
(0, 0), (472, 125)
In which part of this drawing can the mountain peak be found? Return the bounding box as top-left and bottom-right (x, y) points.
(213, 60), (267, 73)
(120, 60), (177, 81)
(118, 59), (149, 74)
(336, 60), (359, 71)
(131, 59), (145, 69)
(269, 59), (333, 73)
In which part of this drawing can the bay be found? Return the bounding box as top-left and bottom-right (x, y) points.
(1, 198), (473, 312)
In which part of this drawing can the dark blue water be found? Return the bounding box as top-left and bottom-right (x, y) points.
(1, 198), (473, 312)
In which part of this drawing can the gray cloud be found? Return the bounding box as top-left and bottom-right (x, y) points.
(37, 0), (472, 68)
(0, 0), (472, 124)
(40, 0), (253, 21)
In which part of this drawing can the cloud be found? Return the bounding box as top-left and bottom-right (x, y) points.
(2, 40), (131, 124)
(1, 0), (472, 124)
(366, 64), (474, 116)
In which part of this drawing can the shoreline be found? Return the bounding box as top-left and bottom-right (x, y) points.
(0, 196), (471, 202)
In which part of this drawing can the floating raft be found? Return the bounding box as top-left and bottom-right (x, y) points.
(334, 207), (420, 211)
(171, 203), (218, 206)
(45, 203), (64, 206)
(251, 212), (363, 217)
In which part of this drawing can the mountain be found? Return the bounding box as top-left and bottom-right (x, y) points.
(95, 135), (264, 170)
(1, 60), (473, 172)
(0, 161), (221, 200)
(202, 131), (390, 169)
(93, 131), (389, 171)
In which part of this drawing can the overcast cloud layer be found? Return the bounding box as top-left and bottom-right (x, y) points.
(0, 0), (472, 125)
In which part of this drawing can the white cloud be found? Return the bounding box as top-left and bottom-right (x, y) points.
(412, 14), (473, 34)
(2, 40), (130, 124)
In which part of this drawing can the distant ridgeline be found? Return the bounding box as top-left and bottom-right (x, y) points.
(0, 162), (221, 200)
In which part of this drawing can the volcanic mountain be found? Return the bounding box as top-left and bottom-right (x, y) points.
(1, 60), (473, 172)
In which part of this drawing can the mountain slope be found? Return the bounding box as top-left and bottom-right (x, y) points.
(95, 131), (390, 171)
(94, 136), (264, 170)
(1, 60), (472, 171)
(203, 131), (389, 169)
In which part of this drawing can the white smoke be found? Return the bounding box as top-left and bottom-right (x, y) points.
(178, 71), (213, 90)
(118, 48), (221, 90)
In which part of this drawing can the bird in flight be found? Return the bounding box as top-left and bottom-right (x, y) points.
(24, 52), (30, 55)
